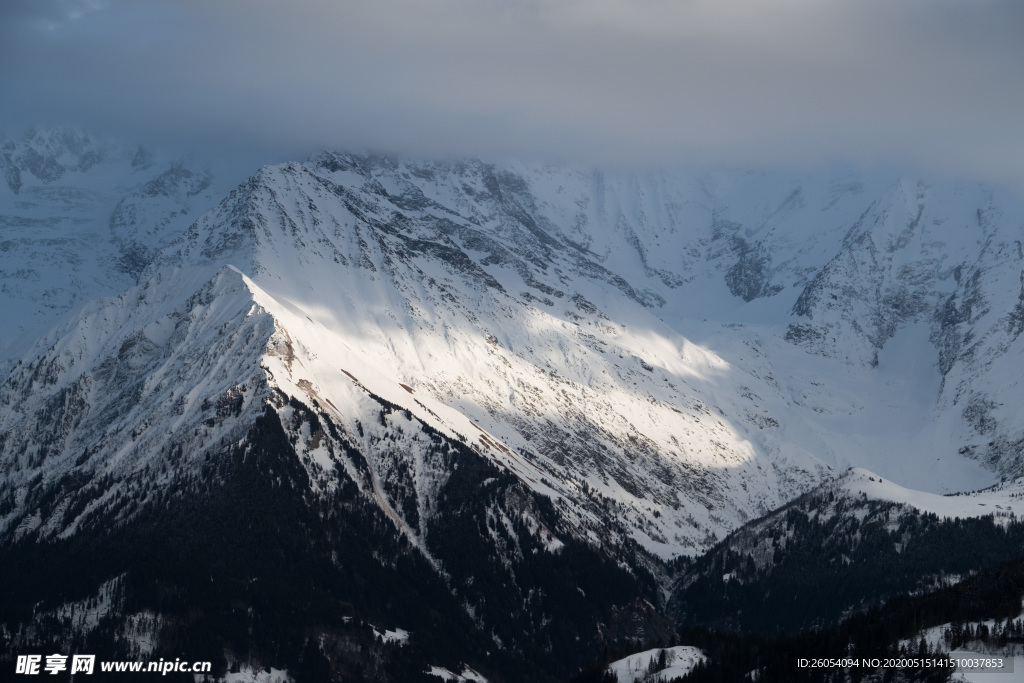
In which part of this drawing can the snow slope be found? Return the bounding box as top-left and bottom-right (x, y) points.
(840, 467), (1024, 524)
(6, 148), (1024, 562)
(607, 645), (706, 683)
(149, 153), (1024, 540)
(7, 140), (1024, 678)
(0, 127), (243, 360)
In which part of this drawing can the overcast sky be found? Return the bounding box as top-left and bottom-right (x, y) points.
(2, 0), (1022, 181)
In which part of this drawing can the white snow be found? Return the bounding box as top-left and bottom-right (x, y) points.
(372, 627), (410, 645)
(840, 468), (1023, 524)
(606, 646), (706, 683)
(5, 141), (1024, 564)
(220, 665), (292, 683)
(0, 128), (247, 362)
(427, 665), (488, 682)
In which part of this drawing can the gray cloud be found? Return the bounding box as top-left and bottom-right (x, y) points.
(3, 0), (1023, 181)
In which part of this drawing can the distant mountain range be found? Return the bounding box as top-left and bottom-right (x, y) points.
(2, 128), (1023, 681)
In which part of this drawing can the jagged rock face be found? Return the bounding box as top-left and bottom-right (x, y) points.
(4, 138), (1024, 677)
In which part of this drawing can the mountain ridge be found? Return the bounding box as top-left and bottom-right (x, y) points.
(4, 133), (1024, 679)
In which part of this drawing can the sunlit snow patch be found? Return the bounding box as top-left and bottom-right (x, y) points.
(607, 645), (706, 683)
(372, 626), (410, 645)
(840, 468), (1023, 525)
(426, 664), (488, 682)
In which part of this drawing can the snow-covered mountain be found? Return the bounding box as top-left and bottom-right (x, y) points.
(3, 134), (1024, 680)
(0, 127), (238, 359)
